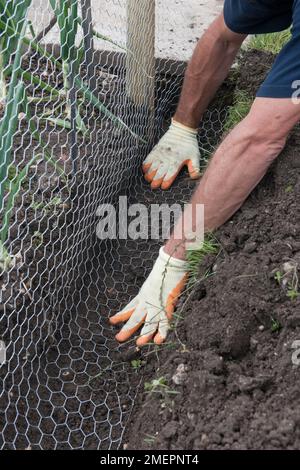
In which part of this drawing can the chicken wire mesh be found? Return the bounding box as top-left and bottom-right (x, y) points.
(0, 0), (227, 450)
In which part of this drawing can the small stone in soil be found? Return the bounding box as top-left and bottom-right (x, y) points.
(237, 374), (273, 393)
(161, 421), (178, 439)
(172, 363), (188, 385)
(244, 242), (258, 254)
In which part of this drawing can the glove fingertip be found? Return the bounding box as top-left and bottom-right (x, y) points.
(151, 178), (164, 189)
(154, 333), (166, 345)
(144, 169), (157, 183)
(187, 160), (201, 179)
(142, 162), (152, 173)
(115, 331), (130, 343)
(109, 308), (135, 325)
(161, 177), (175, 190)
(190, 170), (201, 180)
(136, 333), (154, 347)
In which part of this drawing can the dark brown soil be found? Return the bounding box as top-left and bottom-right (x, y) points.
(124, 50), (300, 450)
(237, 49), (275, 97)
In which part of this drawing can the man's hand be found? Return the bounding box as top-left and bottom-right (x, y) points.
(109, 248), (188, 346)
(142, 120), (201, 190)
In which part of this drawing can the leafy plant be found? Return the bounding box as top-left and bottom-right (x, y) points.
(144, 376), (178, 396)
(287, 286), (300, 301)
(285, 185), (294, 194)
(274, 270), (283, 285)
(271, 318), (282, 333)
(0, 0), (32, 106)
(131, 359), (145, 370)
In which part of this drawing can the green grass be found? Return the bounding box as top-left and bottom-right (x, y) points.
(224, 90), (252, 132)
(187, 235), (219, 283)
(248, 29), (291, 54)
(143, 434), (156, 445)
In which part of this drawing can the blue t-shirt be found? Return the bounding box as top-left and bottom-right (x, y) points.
(224, 0), (300, 98)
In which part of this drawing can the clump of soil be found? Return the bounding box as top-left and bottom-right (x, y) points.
(124, 50), (300, 450)
(236, 48), (275, 97)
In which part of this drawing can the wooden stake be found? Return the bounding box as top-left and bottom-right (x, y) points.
(126, 0), (155, 116)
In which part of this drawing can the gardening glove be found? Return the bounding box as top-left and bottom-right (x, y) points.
(109, 247), (188, 346)
(143, 119), (201, 190)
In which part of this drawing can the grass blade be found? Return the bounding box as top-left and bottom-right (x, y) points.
(74, 74), (147, 143)
(0, 81), (25, 208)
(1, 152), (39, 244)
(0, 19), (28, 138)
(22, 91), (66, 179)
(45, 115), (89, 136)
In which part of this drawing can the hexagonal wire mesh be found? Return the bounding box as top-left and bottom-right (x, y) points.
(0, 0), (227, 449)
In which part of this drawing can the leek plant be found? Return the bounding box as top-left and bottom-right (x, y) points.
(0, 1), (147, 270)
(49, 0), (78, 116)
(0, 1), (146, 141)
(0, 0), (32, 107)
(47, 0), (88, 134)
(0, 17), (64, 270)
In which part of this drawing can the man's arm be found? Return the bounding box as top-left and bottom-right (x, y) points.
(165, 97), (300, 260)
(174, 14), (247, 128)
(143, 13), (247, 190)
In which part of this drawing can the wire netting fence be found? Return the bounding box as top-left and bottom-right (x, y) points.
(0, 0), (226, 449)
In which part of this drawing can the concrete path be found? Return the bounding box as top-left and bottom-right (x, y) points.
(29, 0), (224, 61)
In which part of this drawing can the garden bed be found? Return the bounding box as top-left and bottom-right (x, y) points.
(123, 50), (300, 450)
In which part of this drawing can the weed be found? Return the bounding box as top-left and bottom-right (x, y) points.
(144, 376), (178, 396)
(274, 271), (284, 285)
(287, 286), (299, 301)
(131, 359), (145, 370)
(271, 318), (282, 333)
(285, 185), (294, 194)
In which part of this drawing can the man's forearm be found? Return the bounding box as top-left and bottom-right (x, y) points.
(166, 98), (300, 260)
(174, 14), (246, 128)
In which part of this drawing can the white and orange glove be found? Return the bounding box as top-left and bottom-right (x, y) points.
(110, 248), (188, 346)
(142, 119), (201, 190)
